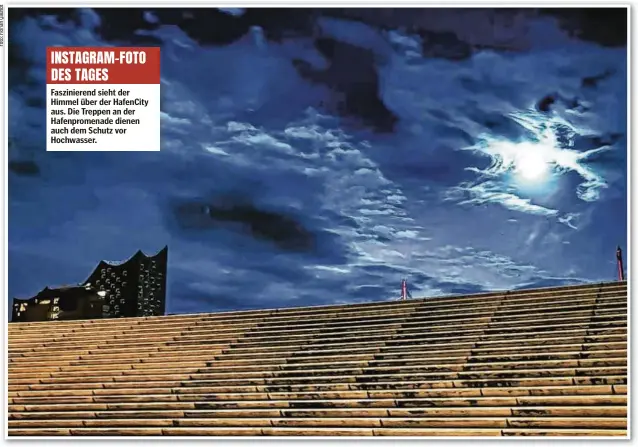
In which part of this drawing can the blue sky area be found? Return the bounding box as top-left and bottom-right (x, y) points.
(8, 8), (628, 315)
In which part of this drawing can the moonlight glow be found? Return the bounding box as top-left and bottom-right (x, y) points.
(461, 110), (611, 201)
(514, 150), (551, 182)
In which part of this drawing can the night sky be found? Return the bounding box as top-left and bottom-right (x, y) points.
(7, 8), (628, 316)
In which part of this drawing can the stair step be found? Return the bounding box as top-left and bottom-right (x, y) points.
(8, 281), (627, 437)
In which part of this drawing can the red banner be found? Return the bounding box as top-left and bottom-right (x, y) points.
(46, 47), (161, 84)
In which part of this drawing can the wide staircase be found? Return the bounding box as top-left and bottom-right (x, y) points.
(8, 281), (627, 437)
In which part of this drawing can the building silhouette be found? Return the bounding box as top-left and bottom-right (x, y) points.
(11, 284), (106, 322)
(10, 246), (168, 322)
(83, 247), (168, 318)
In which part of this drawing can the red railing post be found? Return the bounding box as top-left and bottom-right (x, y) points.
(616, 246), (625, 281)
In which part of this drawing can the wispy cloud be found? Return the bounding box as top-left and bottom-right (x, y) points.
(8, 9), (626, 316)
(445, 109), (613, 227)
(444, 180), (559, 216)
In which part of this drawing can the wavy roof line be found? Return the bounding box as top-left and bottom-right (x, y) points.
(12, 247), (168, 301)
(101, 246), (168, 267)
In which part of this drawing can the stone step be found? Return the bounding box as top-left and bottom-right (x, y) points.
(7, 281), (627, 437)
(9, 339), (626, 369)
(9, 404), (627, 419)
(8, 384), (627, 411)
(8, 369), (627, 396)
(9, 302), (625, 349)
(499, 428), (626, 437)
(9, 283), (625, 335)
(8, 350), (627, 377)
(8, 378), (626, 403)
(7, 426), (628, 436)
(210, 337), (626, 360)
(10, 333), (626, 364)
(9, 327), (626, 362)
(5, 416), (629, 429)
(238, 307), (624, 337)
(7, 352), (627, 386)
(9, 304), (625, 352)
(8, 397), (630, 416)
(9, 339), (628, 376)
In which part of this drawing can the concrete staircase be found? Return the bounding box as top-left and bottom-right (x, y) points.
(8, 281), (627, 437)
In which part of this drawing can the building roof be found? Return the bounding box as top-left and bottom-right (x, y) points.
(8, 280), (627, 437)
(13, 284), (97, 303)
(82, 246), (168, 283)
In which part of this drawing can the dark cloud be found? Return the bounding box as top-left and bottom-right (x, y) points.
(7, 8), (627, 317)
(8, 160), (40, 177)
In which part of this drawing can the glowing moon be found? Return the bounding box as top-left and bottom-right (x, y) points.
(515, 150), (550, 182)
